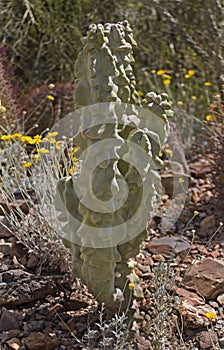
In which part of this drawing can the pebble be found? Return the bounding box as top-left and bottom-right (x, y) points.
(151, 254), (164, 262)
(217, 293), (224, 305)
(6, 337), (21, 350)
(0, 242), (12, 256)
(219, 337), (224, 346)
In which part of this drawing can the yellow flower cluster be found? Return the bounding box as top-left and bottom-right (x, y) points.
(156, 70), (172, 85)
(205, 312), (216, 320)
(1, 131), (80, 174)
(204, 81), (212, 87)
(205, 114), (216, 122)
(184, 69), (195, 79)
(0, 131), (60, 145)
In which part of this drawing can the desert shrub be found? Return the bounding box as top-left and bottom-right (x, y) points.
(1, 0), (223, 149)
(1, 0), (223, 90)
(0, 46), (22, 132)
(203, 97), (224, 217)
(0, 0), (92, 85)
(19, 82), (74, 135)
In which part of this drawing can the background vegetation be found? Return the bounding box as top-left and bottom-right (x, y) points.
(0, 0), (223, 150)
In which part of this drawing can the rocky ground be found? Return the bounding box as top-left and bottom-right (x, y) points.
(0, 154), (224, 350)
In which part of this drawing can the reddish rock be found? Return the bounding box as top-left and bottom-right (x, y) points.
(0, 308), (22, 331)
(183, 258), (224, 299)
(145, 236), (190, 258)
(176, 288), (204, 306)
(23, 332), (59, 350)
(217, 293), (224, 305)
(197, 215), (215, 237)
(6, 338), (21, 350)
(136, 336), (151, 349)
(198, 330), (218, 349)
(0, 241), (12, 255)
(176, 287), (216, 328)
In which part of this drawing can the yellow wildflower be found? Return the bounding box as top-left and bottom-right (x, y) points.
(21, 162), (32, 168)
(21, 136), (34, 144)
(205, 114), (216, 122)
(33, 153), (40, 162)
(184, 74), (192, 79)
(137, 90), (144, 97)
(204, 81), (212, 87)
(194, 210), (199, 216)
(45, 137), (56, 144)
(1, 135), (11, 141)
(157, 69), (167, 75)
(128, 282), (135, 290)
(150, 69), (156, 73)
(30, 134), (42, 144)
(0, 105), (7, 113)
(11, 133), (22, 139)
(178, 177), (184, 184)
(182, 68), (187, 72)
(165, 148), (173, 156)
(69, 166), (75, 175)
(164, 74), (172, 79)
(205, 312), (216, 320)
(191, 96), (197, 101)
(70, 146), (79, 155)
(47, 94), (55, 101)
(188, 69), (195, 76)
(36, 148), (49, 154)
(163, 79), (171, 85)
(46, 131), (58, 138)
(177, 101), (184, 106)
(55, 141), (62, 150)
(73, 157), (78, 165)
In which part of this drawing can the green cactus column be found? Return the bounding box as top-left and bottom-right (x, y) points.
(55, 21), (171, 317)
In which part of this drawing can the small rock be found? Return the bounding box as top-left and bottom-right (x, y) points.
(0, 242), (12, 256)
(0, 308), (22, 332)
(137, 336), (151, 349)
(146, 236), (190, 258)
(176, 288), (216, 328)
(151, 254), (164, 262)
(208, 301), (219, 308)
(219, 337), (224, 347)
(7, 330), (20, 339)
(6, 337), (21, 350)
(0, 269), (57, 307)
(176, 288), (204, 306)
(0, 216), (12, 238)
(197, 215), (215, 237)
(37, 305), (49, 316)
(198, 330), (218, 349)
(217, 293), (224, 305)
(183, 258), (224, 299)
(26, 254), (39, 269)
(10, 241), (28, 259)
(23, 332), (59, 350)
(23, 320), (45, 335)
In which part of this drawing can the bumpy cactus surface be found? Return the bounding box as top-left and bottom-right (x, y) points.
(55, 21), (172, 316)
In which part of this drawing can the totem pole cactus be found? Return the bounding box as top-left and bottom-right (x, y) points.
(55, 21), (172, 317)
